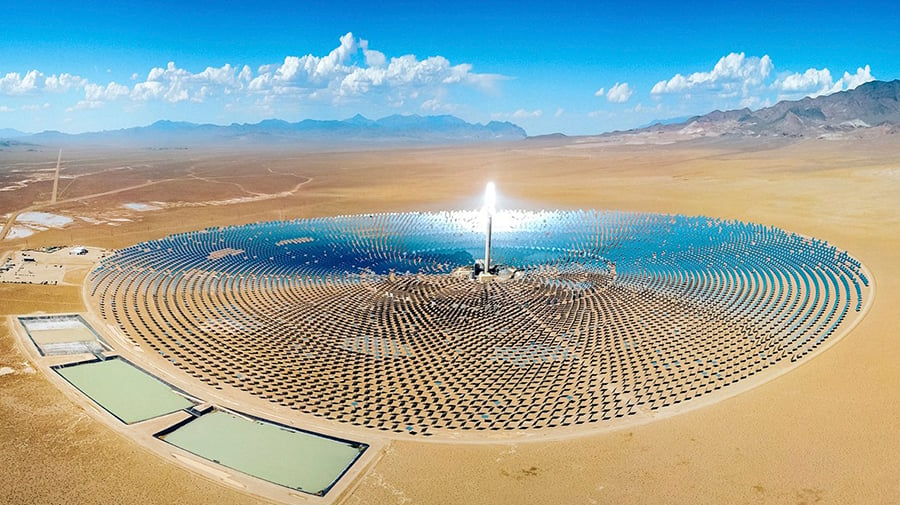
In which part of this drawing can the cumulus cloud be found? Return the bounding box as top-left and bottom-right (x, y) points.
(360, 38), (386, 68)
(606, 82), (633, 103)
(261, 32), (357, 88)
(44, 73), (88, 92)
(2, 70), (92, 95)
(839, 65), (875, 90)
(651, 52), (773, 98)
(1, 32), (502, 118)
(243, 33), (504, 107)
(777, 67), (833, 94)
(776, 64), (874, 99)
(85, 82), (130, 101)
(594, 82), (633, 103)
(339, 55), (451, 96)
(0, 70), (41, 95)
(129, 61), (252, 103)
(130, 80), (164, 101)
(646, 52), (876, 115)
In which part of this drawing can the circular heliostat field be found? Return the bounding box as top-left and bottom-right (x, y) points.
(88, 210), (870, 437)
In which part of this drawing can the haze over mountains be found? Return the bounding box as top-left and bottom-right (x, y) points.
(0, 114), (526, 148)
(3, 80), (900, 148)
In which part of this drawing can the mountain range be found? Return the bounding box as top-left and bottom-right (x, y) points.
(1, 114), (526, 148)
(627, 79), (900, 139)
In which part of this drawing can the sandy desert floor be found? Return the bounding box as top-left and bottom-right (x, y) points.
(1, 134), (899, 504)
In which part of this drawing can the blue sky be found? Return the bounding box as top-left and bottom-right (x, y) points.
(2, 0), (897, 135)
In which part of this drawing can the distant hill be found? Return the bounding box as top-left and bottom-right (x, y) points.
(636, 116), (693, 129)
(0, 128), (29, 139)
(628, 79), (900, 139)
(17, 114), (527, 148)
(525, 132), (568, 141)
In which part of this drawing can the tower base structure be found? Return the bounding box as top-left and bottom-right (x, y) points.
(451, 260), (520, 283)
(477, 272), (497, 284)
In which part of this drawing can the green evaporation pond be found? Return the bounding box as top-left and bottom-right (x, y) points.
(57, 358), (193, 424)
(161, 410), (364, 495)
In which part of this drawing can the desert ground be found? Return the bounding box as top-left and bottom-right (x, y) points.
(1, 133), (899, 504)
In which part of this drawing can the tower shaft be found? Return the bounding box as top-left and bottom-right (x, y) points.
(484, 214), (492, 273)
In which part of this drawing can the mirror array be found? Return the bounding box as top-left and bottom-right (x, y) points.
(89, 210), (869, 437)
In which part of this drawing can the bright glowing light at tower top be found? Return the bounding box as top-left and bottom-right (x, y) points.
(484, 182), (496, 216)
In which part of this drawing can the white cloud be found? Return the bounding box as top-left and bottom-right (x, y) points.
(644, 52), (872, 114)
(513, 109), (542, 119)
(491, 109), (543, 120)
(259, 32), (357, 89)
(776, 64), (874, 99)
(554, 108), (564, 118)
(421, 97), (457, 113)
(839, 65), (874, 91)
(1, 33), (503, 122)
(777, 67), (833, 94)
(587, 110), (612, 119)
(651, 52), (773, 98)
(739, 96), (771, 109)
(66, 100), (104, 112)
(129, 61), (252, 103)
(629, 102), (661, 113)
(0, 70), (41, 95)
(606, 82), (633, 103)
(129, 80), (163, 101)
(334, 54), (488, 98)
(85, 82), (130, 101)
(594, 87), (605, 97)
(248, 32), (501, 105)
(0, 105), (13, 112)
(137, 62), (194, 102)
(360, 38), (386, 68)
(196, 63), (250, 87)
(44, 73), (88, 92)
(21, 103), (51, 111)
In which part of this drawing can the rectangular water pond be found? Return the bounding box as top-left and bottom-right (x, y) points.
(158, 410), (366, 496)
(19, 314), (109, 356)
(55, 358), (194, 424)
